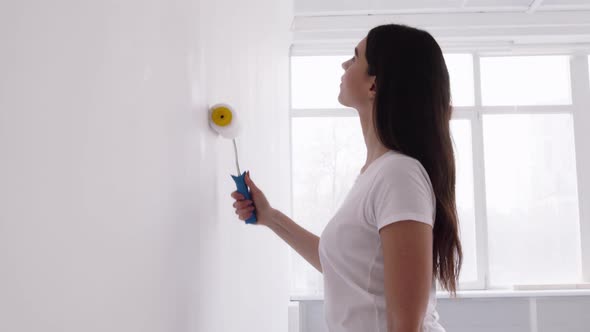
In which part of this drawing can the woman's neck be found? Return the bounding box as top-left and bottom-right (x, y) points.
(358, 108), (390, 173)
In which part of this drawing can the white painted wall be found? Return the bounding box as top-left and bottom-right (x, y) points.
(0, 0), (292, 331)
(198, 0), (293, 330)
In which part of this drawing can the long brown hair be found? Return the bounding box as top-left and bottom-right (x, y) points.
(366, 24), (463, 296)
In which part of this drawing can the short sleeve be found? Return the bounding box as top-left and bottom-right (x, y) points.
(368, 157), (435, 230)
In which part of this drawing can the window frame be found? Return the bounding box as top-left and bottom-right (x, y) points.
(288, 50), (590, 295)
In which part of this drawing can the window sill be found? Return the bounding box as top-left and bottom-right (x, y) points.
(437, 287), (590, 299)
(290, 286), (590, 301)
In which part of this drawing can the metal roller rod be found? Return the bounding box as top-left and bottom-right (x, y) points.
(232, 138), (241, 175)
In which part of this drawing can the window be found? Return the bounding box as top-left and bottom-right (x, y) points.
(480, 56), (571, 106)
(289, 52), (585, 295)
(444, 54), (475, 107)
(450, 119), (478, 284)
(290, 54), (475, 109)
(483, 113), (581, 286)
(291, 56), (349, 109)
(290, 117), (364, 295)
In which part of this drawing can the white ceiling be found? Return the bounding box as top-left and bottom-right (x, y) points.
(295, 0), (590, 16)
(291, 0), (590, 54)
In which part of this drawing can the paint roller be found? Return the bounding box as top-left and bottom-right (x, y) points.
(208, 103), (257, 224)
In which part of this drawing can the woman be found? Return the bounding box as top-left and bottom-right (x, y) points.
(231, 24), (462, 332)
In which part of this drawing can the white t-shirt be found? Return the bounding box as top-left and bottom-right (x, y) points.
(318, 150), (445, 332)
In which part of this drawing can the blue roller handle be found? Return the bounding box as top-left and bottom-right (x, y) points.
(231, 171), (257, 224)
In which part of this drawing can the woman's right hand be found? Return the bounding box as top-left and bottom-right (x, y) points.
(231, 171), (274, 227)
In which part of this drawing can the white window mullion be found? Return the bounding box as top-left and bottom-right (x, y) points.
(570, 54), (590, 282)
(479, 105), (575, 114)
(471, 53), (490, 290)
(291, 108), (357, 117)
(453, 107), (478, 119)
(292, 107), (477, 119)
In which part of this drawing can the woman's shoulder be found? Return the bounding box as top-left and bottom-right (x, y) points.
(378, 150), (429, 175)
(372, 150), (434, 191)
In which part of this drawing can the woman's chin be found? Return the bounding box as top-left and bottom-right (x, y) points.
(337, 94), (348, 108)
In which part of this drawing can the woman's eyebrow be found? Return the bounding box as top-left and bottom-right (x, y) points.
(354, 47), (358, 57)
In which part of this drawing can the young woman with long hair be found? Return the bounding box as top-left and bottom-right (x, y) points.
(231, 24), (462, 332)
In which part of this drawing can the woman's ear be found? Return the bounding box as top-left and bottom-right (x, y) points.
(369, 82), (377, 100)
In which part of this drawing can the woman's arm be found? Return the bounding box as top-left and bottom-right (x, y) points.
(267, 209), (323, 273)
(379, 220), (433, 332)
